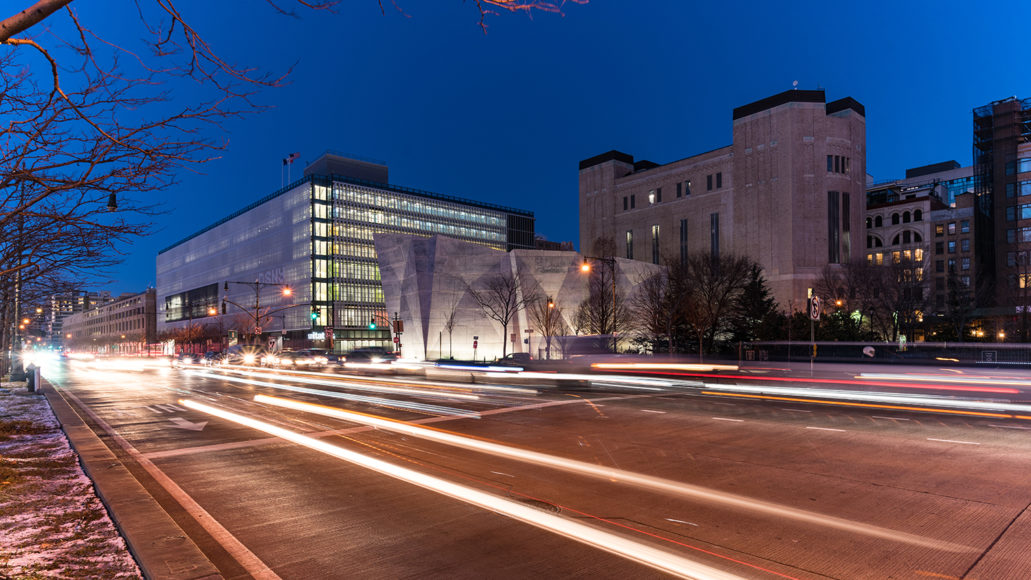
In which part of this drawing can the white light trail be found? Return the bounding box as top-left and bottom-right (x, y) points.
(215, 366), (539, 396)
(252, 394), (970, 552)
(857, 372), (1031, 388)
(592, 363), (740, 372)
(702, 383), (1031, 414)
(180, 398), (745, 580)
(185, 371), (480, 418)
(193, 368), (480, 401)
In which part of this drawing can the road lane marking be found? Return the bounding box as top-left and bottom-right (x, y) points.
(711, 417), (744, 422)
(641, 409), (666, 414)
(247, 395), (972, 552)
(665, 518), (699, 526)
(805, 426), (845, 432)
(872, 416), (911, 421)
(927, 438), (980, 445)
(491, 471), (515, 477)
(783, 409), (812, 413)
(56, 389), (281, 580)
(181, 399), (748, 580)
(988, 423), (1031, 430)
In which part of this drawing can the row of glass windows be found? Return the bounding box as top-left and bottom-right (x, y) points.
(325, 206), (504, 241)
(935, 221), (970, 236)
(867, 249), (925, 265)
(313, 281), (384, 305)
(936, 258), (970, 272)
(1005, 204), (1031, 221)
(330, 183), (505, 227)
(866, 210), (923, 228)
(311, 259), (380, 282)
(1005, 181), (1031, 198)
(935, 240), (970, 254)
(1005, 158), (1031, 176)
(624, 214), (719, 264)
(1007, 227), (1031, 243)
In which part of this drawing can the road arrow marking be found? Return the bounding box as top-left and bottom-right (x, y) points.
(169, 417), (208, 431)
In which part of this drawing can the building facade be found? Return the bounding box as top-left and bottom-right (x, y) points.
(974, 97), (1031, 311)
(156, 153), (535, 354)
(579, 89), (866, 310)
(63, 289), (156, 352)
(374, 233), (660, 361)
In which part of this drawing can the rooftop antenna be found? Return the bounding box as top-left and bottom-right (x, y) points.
(792, 80), (798, 90)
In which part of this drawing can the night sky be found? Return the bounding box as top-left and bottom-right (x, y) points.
(66, 1), (1031, 295)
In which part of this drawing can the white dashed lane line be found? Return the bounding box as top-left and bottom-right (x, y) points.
(665, 518), (699, 527)
(711, 417), (744, 422)
(927, 438), (980, 445)
(641, 409), (666, 414)
(805, 426), (846, 432)
(989, 424), (1031, 430)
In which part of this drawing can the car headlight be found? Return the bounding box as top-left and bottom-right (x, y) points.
(243, 353), (256, 364)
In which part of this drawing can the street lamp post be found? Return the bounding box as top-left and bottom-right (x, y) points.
(545, 296), (554, 360)
(221, 281), (295, 348)
(580, 255), (619, 353)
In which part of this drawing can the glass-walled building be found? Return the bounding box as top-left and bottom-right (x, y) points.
(157, 152), (535, 353)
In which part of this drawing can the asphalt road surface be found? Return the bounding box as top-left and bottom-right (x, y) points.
(42, 359), (1031, 579)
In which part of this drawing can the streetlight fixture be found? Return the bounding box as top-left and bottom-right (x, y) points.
(579, 255), (619, 353)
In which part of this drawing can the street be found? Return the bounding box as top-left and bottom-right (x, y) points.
(42, 360), (1031, 579)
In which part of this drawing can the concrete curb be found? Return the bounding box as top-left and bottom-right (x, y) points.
(40, 379), (223, 580)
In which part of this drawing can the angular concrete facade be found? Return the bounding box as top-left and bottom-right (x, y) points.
(374, 234), (659, 361)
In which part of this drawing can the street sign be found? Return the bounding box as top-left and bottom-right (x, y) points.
(254, 326), (262, 335)
(808, 296), (821, 321)
(393, 336), (399, 343)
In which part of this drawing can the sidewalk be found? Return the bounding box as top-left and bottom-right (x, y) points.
(2, 377), (222, 579)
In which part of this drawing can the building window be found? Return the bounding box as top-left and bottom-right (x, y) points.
(914, 209), (922, 221)
(834, 156), (840, 173)
(961, 220), (970, 233)
(676, 182), (682, 198)
(684, 180), (691, 196)
(649, 190), (656, 205)
(948, 222), (956, 234)
(623, 197), (628, 211)
(626, 230), (634, 260)
(827, 191), (840, 263)
(948, 241), (956, 254)
(716, 172), (722, 189)
(679, 219), (688, 265)
(866, 217), (872, 229)
(961, 257), (970, 271)
(875, 215), (883, 228)
(936, 241), (944, 254)
(892, 213), (900, 225)
(961, 239), (970, 252)
(707, 174), (713, 191)
(948, 259), (956, 272)
(936, 260), (944, 273)
(651, 225), (660, 264)
(827, 155), (833, 172)
(657, 187), (662, 202)
(630, 194), (636, 209)
(710, 213), (719, 259)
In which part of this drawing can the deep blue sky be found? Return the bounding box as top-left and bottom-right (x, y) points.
(72, 1), (1030, 295)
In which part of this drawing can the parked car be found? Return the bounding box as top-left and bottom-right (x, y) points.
(345, 347), (398, 363)
(173, 352), (202, 367)
(202, 351), (225, 366)
(496, 352), (532, 366)
(276, 350), (328, 368)
(223, 345), (264, 366)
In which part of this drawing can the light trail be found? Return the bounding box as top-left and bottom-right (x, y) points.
(251, 394), (970, 552)
(184, 371), (481, 418)
(610, 369), (1021, 395)
(214, 365), (539, 396)
(593, 363), (740, 372)
(700, 383), (1031, 416)
(189, 368), (481, 401)
(180, 398), (746, 580)
(701, 391), (1027, 420)
(857, 372), (1031, 389)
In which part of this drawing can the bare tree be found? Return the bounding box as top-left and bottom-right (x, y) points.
(469, 272), (537, 358)
(526, 294), (563, 359)
(576, 258), (632, 352)
(680, 252), (753, 356)
(631, 269), (678, 354)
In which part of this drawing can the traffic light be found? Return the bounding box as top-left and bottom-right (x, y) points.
(221, 300), (227, 314)
(311, 307), (320, 321)
(368, 318), (377, 330)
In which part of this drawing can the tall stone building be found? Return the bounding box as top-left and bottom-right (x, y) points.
(579, 89), (866, 310)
